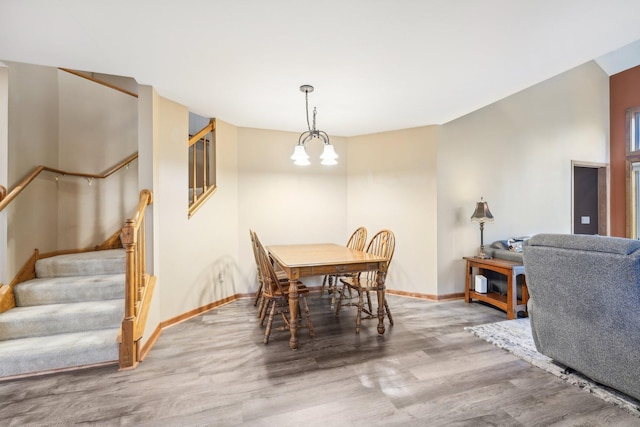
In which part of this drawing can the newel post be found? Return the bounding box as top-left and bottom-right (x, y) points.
(119, 217), (137, 368)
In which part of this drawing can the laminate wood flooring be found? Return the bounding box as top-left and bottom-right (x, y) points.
(1, 294), (639, 426)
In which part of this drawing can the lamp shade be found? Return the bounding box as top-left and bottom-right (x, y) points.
(320, 144), (338, 165)
(470, 197), (494, 223)
(291, 145), (310, 165)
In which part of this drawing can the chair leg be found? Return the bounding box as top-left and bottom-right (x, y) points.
(384, 298), (393, 326)
(320, 275), (328, 296)
(302, 296), (315, 337)
(365, 289), (373, 313)
(356, 289), (364, 334)
(259, 297), (270, 327)
(264, 300), (276, 344)
(253, 281), (263, 307)
(257, 292), (266, 318)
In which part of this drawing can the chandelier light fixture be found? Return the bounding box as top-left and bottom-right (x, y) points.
(290, 84), (338, 166)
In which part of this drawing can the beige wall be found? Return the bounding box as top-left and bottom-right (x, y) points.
(347, 126), (439, 296)
(4, 63), (140, 277)
(57, 70), (138, 249)
(0, 64), (7, 282)
(152, 96), (240, 322)
(137, 85), (160, 345)
(6, 62), (59, 278)
(237, 127), (349, 291)
(436, 61), (610, 295)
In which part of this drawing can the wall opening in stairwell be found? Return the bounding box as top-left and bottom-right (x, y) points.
(188, 112), (216, 218)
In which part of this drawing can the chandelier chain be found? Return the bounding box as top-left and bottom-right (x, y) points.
(305, 90), (312, 132)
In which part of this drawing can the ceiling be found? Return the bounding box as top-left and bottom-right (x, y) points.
(1, 0), (640, 137)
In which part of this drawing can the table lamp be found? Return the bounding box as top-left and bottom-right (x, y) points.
(470, 197), (494, 259)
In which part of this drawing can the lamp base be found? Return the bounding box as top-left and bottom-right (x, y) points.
(474, 246), (492, 259)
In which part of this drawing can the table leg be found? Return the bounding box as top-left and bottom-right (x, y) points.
(464, 261), (472, 303)
(507, 270), (516, 320)
(521, 275), (529, 315)
(376, 270), (387, 335)
(288, 279), (299, 350)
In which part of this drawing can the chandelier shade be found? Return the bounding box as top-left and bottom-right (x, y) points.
(290, 145), (310, 165)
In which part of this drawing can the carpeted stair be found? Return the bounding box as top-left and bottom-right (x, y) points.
(0, 249), (125, 378)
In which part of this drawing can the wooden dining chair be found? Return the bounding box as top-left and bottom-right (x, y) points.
(249, 229), (287, 317)
(320, 226), (367, 308)
(250, 229), (263, 307)
(335, 229), (395, 333)
(255, 235), (315, 344)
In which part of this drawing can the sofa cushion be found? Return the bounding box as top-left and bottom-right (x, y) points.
(527, 233), (640, 256)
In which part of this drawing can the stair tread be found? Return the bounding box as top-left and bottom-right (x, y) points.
(0, 300), (124, 341)
(14, 273), (125, 306)
(36, 249), (125, 278)
(0, 328), (119, 378)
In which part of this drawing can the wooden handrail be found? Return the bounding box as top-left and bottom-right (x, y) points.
(0, 152), (138, 213)
(188, 122), (214, 147)
(59, 68), (138, 98)
(120, 189), (155, 370)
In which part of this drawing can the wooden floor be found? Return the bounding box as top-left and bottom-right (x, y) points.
(1, 294), (639, 426)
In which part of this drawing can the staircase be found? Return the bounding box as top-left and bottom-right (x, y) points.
(0, 249), (125, 378)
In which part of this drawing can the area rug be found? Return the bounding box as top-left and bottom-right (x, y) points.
(466, 318), (640, 418)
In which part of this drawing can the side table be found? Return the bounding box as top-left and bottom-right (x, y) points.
(463, 256), (528, 319)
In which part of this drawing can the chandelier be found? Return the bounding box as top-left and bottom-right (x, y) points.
(290, 85), (338, 166)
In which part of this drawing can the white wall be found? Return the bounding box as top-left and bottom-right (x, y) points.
(57, 70), (138, 249)
(237, 127), (348, 291)
(347, 126), (439, 296)
(6, 62), (59, 278)
(436, 61), (610, 295)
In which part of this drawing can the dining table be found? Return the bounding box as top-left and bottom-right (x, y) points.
(266, 243), (389, 350)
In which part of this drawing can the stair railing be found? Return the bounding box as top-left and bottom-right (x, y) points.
(119, 189), (156, 369)
(188, 118), (216, 218)
(0, 152), (138, 212)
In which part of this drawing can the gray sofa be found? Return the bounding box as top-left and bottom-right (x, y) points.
(523, 233), (640, 401)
